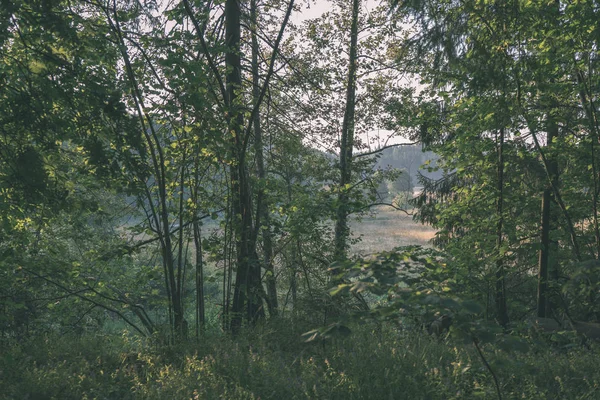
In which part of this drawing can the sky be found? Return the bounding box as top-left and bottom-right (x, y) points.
(291, 0), (386, 22)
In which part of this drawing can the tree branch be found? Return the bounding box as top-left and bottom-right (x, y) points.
(352, 202), (412, 215)
(242, 0), (296, 151)
(355, 142), (418, 158)
(182, 0), (228, 103)
(22, 267), (148, 336)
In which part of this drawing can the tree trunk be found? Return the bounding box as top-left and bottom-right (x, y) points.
(226, 0), (264, 333)
(537, 0), (561, 317)
(575, 68), (600, 258)
(285, 174), (298, 310)
(106, 5), (185, 339)
(496, 128), (509, 326)
(334, 0), (360, 261)
(251, 0), (278, 317)
(537, 118), (559, 318)
(193, 219), (205, 337)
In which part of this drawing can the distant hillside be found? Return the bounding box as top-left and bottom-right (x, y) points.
(375, 144), (442, 187)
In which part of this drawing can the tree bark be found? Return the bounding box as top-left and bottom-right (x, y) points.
(496, 128), (509, 326)
(193, 218), (205, 337)
(537, 118), (559, 318)
(575, 68), (600, 258)
(537, 1), (561, 318)
(334, 0), (360, 261)
(226, 0), (264, 333)
(251, 0), (278, 317)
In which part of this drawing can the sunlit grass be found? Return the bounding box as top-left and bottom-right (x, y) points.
(350, 206), (437, 256)
(3, 322), (600, 400)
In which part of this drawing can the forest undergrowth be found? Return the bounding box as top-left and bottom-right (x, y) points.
(3, 211), (600, 399)
(2, 319), (600, 400)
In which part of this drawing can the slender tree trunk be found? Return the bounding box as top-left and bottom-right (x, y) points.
(496, 128), (509, 326)
(176, 151), (188, 338)
(537, 1), (561, 317)
(223, 186), (232, 331)
(226, 0), (263, 333)
(575, 68), (600, 257)
(537, 118), (559, 318)
(285, 174), (298, 309)
(334, 0), (360, 261)
(537, 186), (552, 318)
(190, 154), (205, 337)
(194, 221), (205, 337)
(105, 5), (185, 339)
(251, 0), (278, 317)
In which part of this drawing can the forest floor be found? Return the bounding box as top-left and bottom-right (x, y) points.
(4, 322), (599, 399)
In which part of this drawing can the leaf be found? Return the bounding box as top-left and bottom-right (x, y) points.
(422, 295), (440, 304)
(439, 297), (461, 310)
(350, 281), (370, 293)
(329, 284), (350, 296)
(497, 336), (530, 353)
(461, 300), (484, 315)
(302, 329), (321, 343)
(331, 324), (352, 337)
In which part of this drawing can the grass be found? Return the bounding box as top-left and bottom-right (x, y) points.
(2, 322), (600, 399)
(350, 206), (436, 255)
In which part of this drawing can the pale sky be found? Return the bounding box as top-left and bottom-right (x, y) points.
(291, 0), (416, 152)
(161, 0), (414, 152)
(291, 0), (387, 22)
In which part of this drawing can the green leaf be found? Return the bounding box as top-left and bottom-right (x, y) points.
(461, 300), (484, 315)
(329, 284), (350, 296)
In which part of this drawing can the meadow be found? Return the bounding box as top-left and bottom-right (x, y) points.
(350, 206), (437, 255)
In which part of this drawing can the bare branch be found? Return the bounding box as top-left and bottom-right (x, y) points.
(352, 202), (412, 215)
(22, 267), (148, 336)
(355, 142), (418, 158)
(242, 0), (296, 151)
(182, 0), (228, 103)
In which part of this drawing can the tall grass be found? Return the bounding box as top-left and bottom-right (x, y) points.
(2, 320), (599, 399)
(350, 207), (436, 256)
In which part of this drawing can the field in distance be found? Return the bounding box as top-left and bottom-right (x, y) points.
(350, 206), (437, 256)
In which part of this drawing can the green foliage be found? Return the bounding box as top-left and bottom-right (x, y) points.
(327, 245), (534, 359)
(563, 260), (600, 320)
(329, 245), (459, 316)
(2, 322), (600, 400)
(392, 0), (600, 326)
(3, 1), (600, 398)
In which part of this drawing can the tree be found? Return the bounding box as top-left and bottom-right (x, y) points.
(250, 0), (278, 318)
(394, 0), (600, 324)
(333, 0), (360, 261)
(0, 0), (165, 337)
